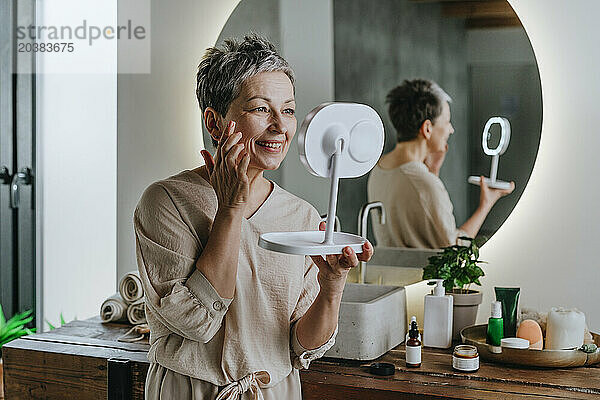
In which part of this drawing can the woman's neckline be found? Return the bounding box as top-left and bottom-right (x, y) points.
(187, 166), (276, 221)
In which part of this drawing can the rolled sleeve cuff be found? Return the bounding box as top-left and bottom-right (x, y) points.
(291, 321), (338, 370)
(185, 269), (233, 317)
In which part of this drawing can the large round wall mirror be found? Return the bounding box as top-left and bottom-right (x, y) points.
(209, 0), (542, 285)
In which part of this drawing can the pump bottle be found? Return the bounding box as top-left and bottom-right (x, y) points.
(423, 279), (453, 348)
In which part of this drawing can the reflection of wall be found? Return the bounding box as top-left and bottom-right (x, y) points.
(278, 1), (334, 213)
(333, 0), (469, 236)
(469, 65), (541, 238)
(466, 28), (541, 240)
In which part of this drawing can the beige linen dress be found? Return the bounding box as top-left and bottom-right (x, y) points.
(133, 169), (337, 399)
(367, 161), (466, 249)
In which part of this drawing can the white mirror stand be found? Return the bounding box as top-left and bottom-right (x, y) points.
(468, 116), (513, 190)
(258, 103), (385, 255)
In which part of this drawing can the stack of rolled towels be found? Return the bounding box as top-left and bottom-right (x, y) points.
(100, 271), (146, 325)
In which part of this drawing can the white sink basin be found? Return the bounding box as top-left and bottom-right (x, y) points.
(324, 283), (406, 360)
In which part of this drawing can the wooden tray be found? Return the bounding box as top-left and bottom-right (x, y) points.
(461, 324), (600, 368)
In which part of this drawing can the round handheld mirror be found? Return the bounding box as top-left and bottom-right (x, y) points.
(468, 116), (513, 190)
(258, 103), (384, 255)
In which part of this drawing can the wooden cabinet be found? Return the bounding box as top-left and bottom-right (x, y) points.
(2, 317), (599, 399)
(2, 318), (148, 399)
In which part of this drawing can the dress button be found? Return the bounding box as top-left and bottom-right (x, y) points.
(213, 301), (224, 311)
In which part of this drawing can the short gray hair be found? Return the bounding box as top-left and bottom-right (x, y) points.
(386, 79), (452, 142)
(196, 34), (295, 146)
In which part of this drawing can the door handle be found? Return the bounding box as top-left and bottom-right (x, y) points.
(10, 167), (33, 209)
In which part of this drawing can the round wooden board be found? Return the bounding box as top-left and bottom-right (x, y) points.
(461, 324), (600, 368)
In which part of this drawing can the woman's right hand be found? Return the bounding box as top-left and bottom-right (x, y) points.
(200, 121), (250, 213)
(478, 175), (515, 210)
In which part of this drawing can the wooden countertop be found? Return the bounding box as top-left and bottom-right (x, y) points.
(304, 346), (600, 399)
(3, 317), (600, 399)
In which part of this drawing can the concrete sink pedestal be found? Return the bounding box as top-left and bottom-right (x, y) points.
(325, 283), (406, 360)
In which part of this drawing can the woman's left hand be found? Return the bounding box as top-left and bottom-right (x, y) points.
(310, 221), (373, 299)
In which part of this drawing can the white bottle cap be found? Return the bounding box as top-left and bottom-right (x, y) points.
(491, 301), (502, 318)
(501, 337), (529, 349)
(410, 316), (417, 323)
(430, 279), (445, 296)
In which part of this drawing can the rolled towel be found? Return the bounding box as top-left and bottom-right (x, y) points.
(100, 293), (128, 323)
(119, 271), (144, 304)
(127, 298), (147, 325)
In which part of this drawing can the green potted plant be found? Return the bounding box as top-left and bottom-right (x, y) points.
(1, 305), (37, 396)
(422, 237), (486, 339)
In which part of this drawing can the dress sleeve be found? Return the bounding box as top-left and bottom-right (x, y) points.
(133, 183), (232, 343)
(288, 255), (338, 369)
(422, 181), (466, 248)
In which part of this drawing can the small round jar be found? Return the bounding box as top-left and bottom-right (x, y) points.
(452, 345), (480, 372)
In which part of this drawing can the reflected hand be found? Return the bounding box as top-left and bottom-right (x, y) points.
(200, 121), (250, 213)
(479, 175), (515, 210)
(310, 221), (373, 299)
(424, 144), (448, 176)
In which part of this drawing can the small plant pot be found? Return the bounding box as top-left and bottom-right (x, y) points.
(450, 289), (483, 340)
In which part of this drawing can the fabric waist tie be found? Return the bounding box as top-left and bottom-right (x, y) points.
(215, 371), (271, 400)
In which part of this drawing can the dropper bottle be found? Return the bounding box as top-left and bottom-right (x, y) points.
(405, 316), (422, 343)
(406, 318), (422, 368)
(406, 319), (422, 368)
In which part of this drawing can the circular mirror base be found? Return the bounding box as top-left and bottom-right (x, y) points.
(259, 231), (366, 255)
(468, 176), (512, 190)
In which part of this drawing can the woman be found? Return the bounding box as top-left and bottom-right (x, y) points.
(134, 34), (373, 399)
(368, 79), (514, 249)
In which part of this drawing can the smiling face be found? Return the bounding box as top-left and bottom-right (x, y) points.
(428, 101), (454, 153)
(218, 71), (296, 172)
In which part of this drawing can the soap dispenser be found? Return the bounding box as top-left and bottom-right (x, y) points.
(423, 279), (453, 348)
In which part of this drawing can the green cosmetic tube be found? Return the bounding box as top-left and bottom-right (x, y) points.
(494, 287), (520, 337)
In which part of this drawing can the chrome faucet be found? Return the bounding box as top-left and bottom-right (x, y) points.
(357, 202), (386, 284)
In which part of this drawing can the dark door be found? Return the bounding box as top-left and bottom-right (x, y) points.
(0, 0), (36, 329)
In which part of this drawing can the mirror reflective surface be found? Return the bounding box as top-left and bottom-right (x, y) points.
(213, 0), (542, 282)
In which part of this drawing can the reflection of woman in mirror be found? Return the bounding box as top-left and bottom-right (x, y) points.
(367, 79), (514, 249)
(134, 35), (372, 399)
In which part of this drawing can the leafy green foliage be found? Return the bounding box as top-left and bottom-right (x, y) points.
(0, 304), (37, 350)
(422, 237), (487, 293)
(45, 312), (75, 331)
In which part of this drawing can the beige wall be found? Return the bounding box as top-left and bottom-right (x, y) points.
(38, 0), (118, 329)
(479, 0), (600, 331)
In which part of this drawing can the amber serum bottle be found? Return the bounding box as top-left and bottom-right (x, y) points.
(406, 319), (422, 368)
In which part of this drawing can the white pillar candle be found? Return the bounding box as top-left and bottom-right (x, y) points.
(545, 307), (586, 350)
